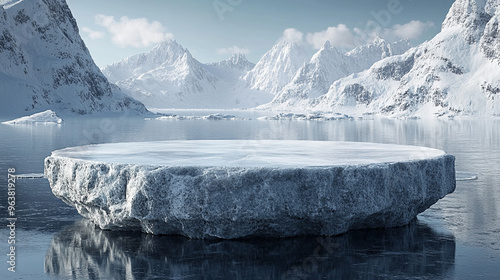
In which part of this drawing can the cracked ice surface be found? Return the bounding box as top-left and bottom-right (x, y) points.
(44, 140), (456, 239)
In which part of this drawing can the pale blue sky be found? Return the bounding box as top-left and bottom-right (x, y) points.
(66, 0), (456, 67)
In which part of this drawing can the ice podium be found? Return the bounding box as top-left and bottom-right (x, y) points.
(44, 140), (456, 239)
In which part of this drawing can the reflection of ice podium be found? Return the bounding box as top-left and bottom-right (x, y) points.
(44, 219), (455, 279)
(45, 140), (456, 239)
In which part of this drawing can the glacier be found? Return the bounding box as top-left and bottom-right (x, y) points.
(44, 140), (456, 239)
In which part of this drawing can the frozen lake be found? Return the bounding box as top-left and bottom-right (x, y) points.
(0, 113), (499, 279)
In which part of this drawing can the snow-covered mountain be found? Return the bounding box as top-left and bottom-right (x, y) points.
(204, 53), (254, 84)
(0, 0), (148, 118)
(102, 42), (273, 109)
(270, 38), (411, 105)
(101, 36), (411, 111)
(241, 39), (310, 95)
(304, 0), (500, 117)
(346, 37), (412, 71)
(101, 40), (220, 109)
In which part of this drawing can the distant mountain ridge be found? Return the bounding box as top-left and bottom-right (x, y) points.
(102, 37), (411, 110)
(269, 38), (411, 106)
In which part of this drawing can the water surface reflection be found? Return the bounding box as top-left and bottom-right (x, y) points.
(45, 219), (455, 280)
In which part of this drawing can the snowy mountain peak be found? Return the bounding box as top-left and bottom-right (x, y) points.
(101, 39), (233, 109)
(151, 40), (188, 58)
(372, 36), (386, 45)
(241, 38), (309, 95)
(309, 41), (343, 65)
(442, 0), (492, 45)
(101, 39), (208, 86)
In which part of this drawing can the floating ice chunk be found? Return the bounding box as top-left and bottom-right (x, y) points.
(455, 171), (479, 181)
(2, 110), (63, 125)
(15, 173), (45, 179)
(44, 140), (456, 239)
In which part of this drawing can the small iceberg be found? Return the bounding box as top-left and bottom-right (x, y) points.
(2, 110), (63, 125)
(15, 173), (46, 179)
(455, 171), (479, 181)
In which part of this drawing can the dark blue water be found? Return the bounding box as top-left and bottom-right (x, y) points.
(0, 116), (499, 279)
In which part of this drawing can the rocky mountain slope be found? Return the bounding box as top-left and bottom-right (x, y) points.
(0, 0), (148, 118)
(301, 0), (500, 117)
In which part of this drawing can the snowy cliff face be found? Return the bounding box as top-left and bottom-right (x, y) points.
(101, 40), (220, 109)
(270, 38), (411, 105)
(0, 0), (148, 118)
(241, 39), (310, 95)
(309, 0), (500, 117)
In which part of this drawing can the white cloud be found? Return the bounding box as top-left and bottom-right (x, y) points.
(305, 20), (434, 50)
(392, 21), (434, 40)
(216, 46), (250, 55)
(282, 28), (304, 44)
(359, 20), (435, 43)
(81, 27), (104, 39)
(306, 24), (356, 49)
(95, 14), (173, 48)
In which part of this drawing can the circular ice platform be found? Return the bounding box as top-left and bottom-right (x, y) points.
(44, 140), (456, 239)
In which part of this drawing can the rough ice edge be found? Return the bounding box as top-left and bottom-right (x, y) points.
(2, 110), (63, 124)
(44, 143), (456, 239)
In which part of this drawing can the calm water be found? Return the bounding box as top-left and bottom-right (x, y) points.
(0, 114), (499, 279)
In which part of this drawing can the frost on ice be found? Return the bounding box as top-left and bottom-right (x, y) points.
(44, 140), (456, 239)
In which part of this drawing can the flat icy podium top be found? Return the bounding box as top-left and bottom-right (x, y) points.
(50, 140), (446, 168)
